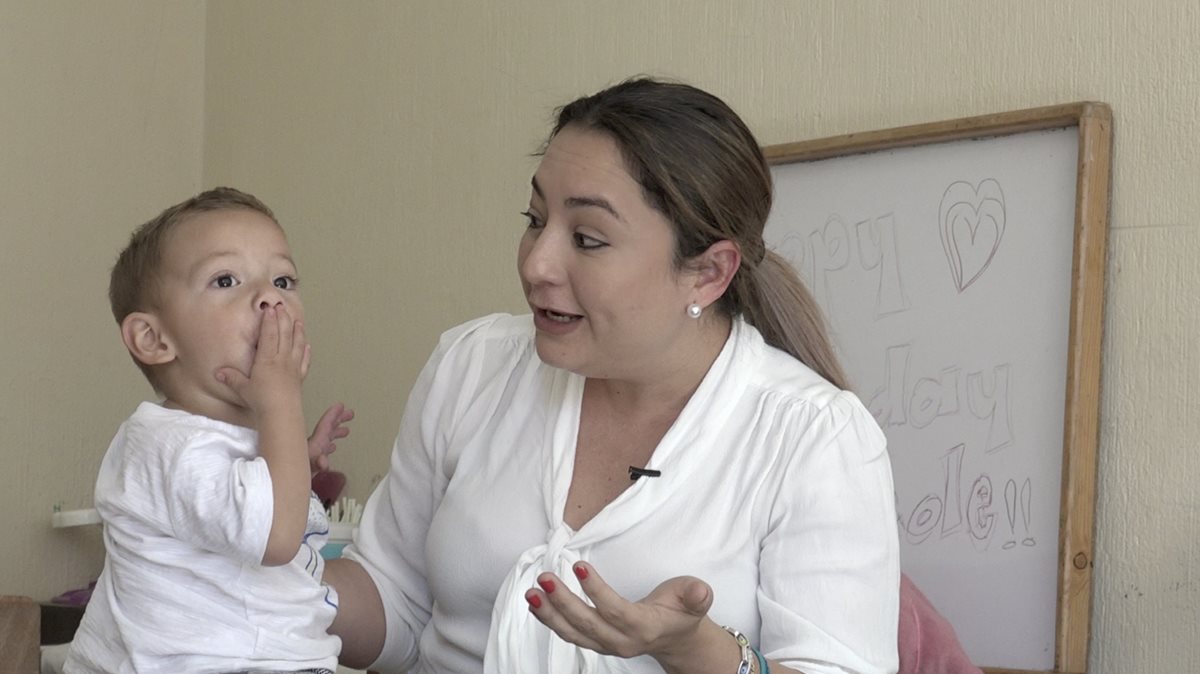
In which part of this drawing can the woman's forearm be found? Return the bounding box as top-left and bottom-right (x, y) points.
(325, 558), (387, 669)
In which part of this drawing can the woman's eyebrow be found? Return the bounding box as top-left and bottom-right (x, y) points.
(531, 176), (624, 222)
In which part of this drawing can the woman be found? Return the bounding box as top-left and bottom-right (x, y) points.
(327, 77), (899, 674)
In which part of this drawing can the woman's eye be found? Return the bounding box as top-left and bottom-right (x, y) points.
(573, 233), (606, 250)
(521, 210), (544, 229)
(274, 276), (297, 290)
(214, 274), (236, 288)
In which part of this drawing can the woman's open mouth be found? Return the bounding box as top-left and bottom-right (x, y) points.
(542, 308), (582, 323)
(533, 307), (584, 334)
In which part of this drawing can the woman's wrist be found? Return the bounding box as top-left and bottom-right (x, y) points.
(720, 625), (753, 674)
(653, 618), (747, 674)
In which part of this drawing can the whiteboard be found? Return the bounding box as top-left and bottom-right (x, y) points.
(762, 104), (1110, 673)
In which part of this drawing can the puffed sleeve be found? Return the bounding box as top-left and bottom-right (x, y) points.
(758, 391), (900, 674)
(342, 314), (508, 672)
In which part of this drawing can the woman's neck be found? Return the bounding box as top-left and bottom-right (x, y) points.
(587, 315), (732, 418)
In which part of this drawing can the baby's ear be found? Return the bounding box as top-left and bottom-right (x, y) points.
(120, 312), (175, 366)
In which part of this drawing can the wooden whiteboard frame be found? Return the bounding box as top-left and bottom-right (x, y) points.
(763, 103), (1111, 674)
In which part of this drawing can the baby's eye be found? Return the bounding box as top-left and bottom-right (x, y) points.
(214, 274), (237, 288)
(274, 276), (298, 290)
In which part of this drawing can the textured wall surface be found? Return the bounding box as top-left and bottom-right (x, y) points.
(5, 1), (1198, 671)
(1, 1), (205, 600)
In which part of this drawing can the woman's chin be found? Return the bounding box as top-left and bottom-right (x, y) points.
(533, 339), (581, 372)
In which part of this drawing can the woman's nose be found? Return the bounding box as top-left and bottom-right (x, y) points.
(520, 231), (564, 286)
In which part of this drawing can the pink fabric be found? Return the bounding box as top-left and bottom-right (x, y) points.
(898, 574), (984, 674)
(311, 470), (346, 507)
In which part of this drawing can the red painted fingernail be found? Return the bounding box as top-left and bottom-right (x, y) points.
(526, 592), (542, 609)
(574, 565), (588, 580)
(538, 578), (556, 593)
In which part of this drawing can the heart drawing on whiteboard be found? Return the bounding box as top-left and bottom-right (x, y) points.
(938, 178), (1006, 292)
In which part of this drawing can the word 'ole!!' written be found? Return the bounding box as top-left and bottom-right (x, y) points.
(900, 443), (1038, 552)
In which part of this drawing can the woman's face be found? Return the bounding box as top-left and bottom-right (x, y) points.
(517, 126), (702, 380)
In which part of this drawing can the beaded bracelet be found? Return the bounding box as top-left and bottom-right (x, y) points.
(720, 625), (753, 674)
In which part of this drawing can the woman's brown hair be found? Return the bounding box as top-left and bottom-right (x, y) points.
(550, 77), (849, 389)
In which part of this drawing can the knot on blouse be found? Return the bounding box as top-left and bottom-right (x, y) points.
(485, 524), (613, 674)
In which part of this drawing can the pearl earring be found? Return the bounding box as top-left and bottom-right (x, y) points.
(687, 302), (702, 319)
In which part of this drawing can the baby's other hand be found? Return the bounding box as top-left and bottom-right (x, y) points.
(309, 402), (354, 473)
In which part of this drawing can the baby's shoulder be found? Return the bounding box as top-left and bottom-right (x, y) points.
(118, 402), (251, 464)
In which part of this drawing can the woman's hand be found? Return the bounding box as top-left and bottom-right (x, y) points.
(524, 562), (714, 662)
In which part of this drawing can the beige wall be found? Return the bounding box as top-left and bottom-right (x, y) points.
(4, 1), (1197, 671)
(1, 0), (205, 596)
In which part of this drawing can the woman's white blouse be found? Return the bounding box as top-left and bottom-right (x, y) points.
(345, 314), (899, 674)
